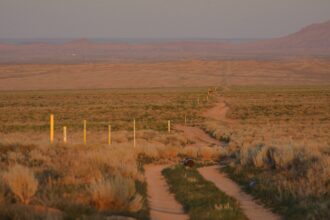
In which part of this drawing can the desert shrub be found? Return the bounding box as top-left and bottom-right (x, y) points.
(251, 145), (275, 168)
(29, 149), (50, 166)
(136, 140), (188, 162)
(2, 164), (38, 204)
(135, 142), (161, 160)
(239, 143), (252, 166)
(269, 145), (295, 169)
(181, 146), (199, 158)
(138, 130), (158, 140)
(83, 145), (141, 181)
(7, 151), (25, 164)
(0, 143), (37, 154)
(198, 146), (223, 160)
(0, 204), (63, 220)
(157, 145), (180, 159)
(0, 179), (5, 204)
(89, 175), (143, 212)
(154, 133), (189, 146)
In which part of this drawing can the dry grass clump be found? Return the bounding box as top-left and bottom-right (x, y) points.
(0, 204), (63, 220)
(82, 145), (142, 181)
(29, 149), (50, 166)
(198, 146), (224, 160)
(135, 142), (161, 159)
(154, 132), (189, 147)
(0, 180), (5, 205)
(225, 142), (330, 219)
(135, 130), (223, 162)
(7, 151), (25, 164)
(181, 146), (199, 158)
(2, 164), (38, 205)
(136, 141), (182, 162)
(135, 138), (223, 163)
(237, 143), (330, 197)
(90, 175), (143, 212)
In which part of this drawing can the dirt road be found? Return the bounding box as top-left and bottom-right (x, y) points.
(145, 98), (281, 220)
(174, 124), (222, 147)
(144, 165), (188, 220)
(198, 166), (282, 220)
(202, 98), (234, 125)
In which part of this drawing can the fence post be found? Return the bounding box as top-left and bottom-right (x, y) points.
(168, 120), (171, 133)
(63, 126), (67, 144)
(108, 124), (112, 145)
(133, 119), (136, 148)
(83, 120), (87, 144)
(50, 114), (54, 144)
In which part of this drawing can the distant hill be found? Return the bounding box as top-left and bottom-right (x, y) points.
(0, 20), (329, 63)
(237, 20), (330, 55)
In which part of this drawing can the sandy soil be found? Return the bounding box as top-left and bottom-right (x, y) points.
(144, 164), (188, 220)
(0, 58), (329, 91)
(198, 166), (282, 220)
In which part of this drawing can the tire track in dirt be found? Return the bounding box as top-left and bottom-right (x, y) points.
(144, 164), (188, 220)
(174, 124), (222, 147)
(202, 97), (233, 124)
(190, 98), (281, 220)
(198, 166), (282, 220)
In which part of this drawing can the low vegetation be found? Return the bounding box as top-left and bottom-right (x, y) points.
(163, 165), (247, 220)
(203, 85), (330, 220)
(0, 87), (213, 134)
(1, 85), (328, 219)
(89, 175), (143, 212)
(2, 164), (38, 205)
(0, 129), (224, 219)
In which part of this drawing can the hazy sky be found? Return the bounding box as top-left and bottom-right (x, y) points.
(0, 0), (330, 39)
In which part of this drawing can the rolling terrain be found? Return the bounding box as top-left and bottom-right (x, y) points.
(0, 59), (329, 91)
(0, 20), (330, 64)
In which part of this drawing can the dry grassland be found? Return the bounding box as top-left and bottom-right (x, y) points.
(0, 87), (212, 136)
(0, 87), (224, 219)
(0, 58), (329, 91)
(203, 85), (330, 219)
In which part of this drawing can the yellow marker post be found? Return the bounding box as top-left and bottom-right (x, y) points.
(168, 120), (171, 133)
(108, 124), (112, 145)
(50, 114), (54, 144)
(133, 119), (136, 148)
(63, 126), (67, 144)
(197, 97), (200, 105)
(184, 114), (187, 125)
(83, 120), (87, 144)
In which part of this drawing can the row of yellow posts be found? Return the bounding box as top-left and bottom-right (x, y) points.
(49, 114), (173, 147)
(49, 88), (217, 146)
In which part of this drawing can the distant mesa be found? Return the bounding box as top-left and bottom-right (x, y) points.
(64, 38), (94, 46)
(0, 20), (329, 63)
